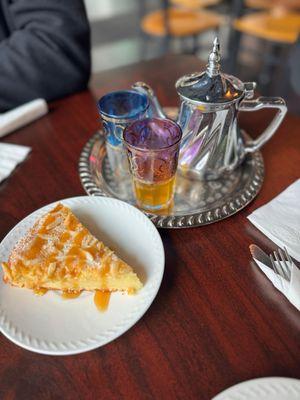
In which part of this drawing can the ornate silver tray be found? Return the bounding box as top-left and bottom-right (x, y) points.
(79, 108), (264, 228)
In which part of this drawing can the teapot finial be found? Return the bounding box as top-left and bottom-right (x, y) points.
(207, 37), (221, 77)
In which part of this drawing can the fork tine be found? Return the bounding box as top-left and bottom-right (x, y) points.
(284, 246), (297, 270)
(273, 251), (288, 280)
(278, 247), (291, 280)
(284, 246), (291, 261)
(270, 253), (280, 275)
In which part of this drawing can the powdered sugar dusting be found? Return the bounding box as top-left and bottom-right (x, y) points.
(5, 203), (130, 279)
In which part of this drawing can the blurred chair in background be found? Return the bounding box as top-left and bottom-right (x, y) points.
(170, 0), (220, 10)
(245, 0), (300, 11)
(139, 0), (223, 57)
(227, 0), (300, 94)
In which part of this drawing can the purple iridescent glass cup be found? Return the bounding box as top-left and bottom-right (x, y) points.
(123, 118), (182, 211)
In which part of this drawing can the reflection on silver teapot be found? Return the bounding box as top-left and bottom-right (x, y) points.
(132, 38), (287, 180)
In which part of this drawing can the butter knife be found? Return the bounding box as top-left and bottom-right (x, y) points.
(249, 244), (273, 269)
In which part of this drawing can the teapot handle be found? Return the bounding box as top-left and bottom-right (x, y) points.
(132, 82), (166, 119)
(238, 96), (287, 153)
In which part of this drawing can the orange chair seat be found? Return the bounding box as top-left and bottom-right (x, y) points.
(170, 0), (220, 10)
(246, 0), (300, 11)
(234, 11), (300, 43)
(141, 8), (223, 37)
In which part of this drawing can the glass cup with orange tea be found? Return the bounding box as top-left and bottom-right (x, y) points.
(123, 118), (182, 211)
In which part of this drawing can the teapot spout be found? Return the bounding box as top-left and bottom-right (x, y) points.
(132, 82), (166, 119)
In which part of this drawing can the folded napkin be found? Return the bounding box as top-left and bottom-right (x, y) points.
(253, 257), (300, 311)
(0, 143), (31, 183)
(248, 180), (300, 262)
(0, 99), (48, 138)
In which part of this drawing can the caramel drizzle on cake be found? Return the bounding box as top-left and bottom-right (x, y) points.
(1, 203), (143, 311)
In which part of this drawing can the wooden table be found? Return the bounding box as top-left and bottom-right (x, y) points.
(1, 55), (300, 400)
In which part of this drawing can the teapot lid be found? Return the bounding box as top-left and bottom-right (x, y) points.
(176, 38), (243, 104)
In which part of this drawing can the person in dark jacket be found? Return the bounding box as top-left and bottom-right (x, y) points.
(0, 0), (91, 111)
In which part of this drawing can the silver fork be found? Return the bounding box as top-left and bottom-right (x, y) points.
(270, 247), (295, 281)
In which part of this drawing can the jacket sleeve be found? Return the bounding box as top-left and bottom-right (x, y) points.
(0, 0), (91, 111)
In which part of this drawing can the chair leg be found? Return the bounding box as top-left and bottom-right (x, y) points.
(160, 35), (170, 56)
(225, 30), (242, 74)
(191, 34), (198, 54)
(224, 0), (245, 74)
(274, 45), (290, 98)
(140, 33), (149, 60)
(259, 42), (282, 95)
(179, 36), (187, 54)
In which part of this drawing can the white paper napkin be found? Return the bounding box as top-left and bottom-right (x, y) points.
(253, 258), (300, 311)
(0, 143), (31, 183)
(248, 180), (300, 262)
(0, 99), (48, 138)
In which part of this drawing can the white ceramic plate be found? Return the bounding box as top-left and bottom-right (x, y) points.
(0, 196), (164, 355)
(213, 377), (300, 400)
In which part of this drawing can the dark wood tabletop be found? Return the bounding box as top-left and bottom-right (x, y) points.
(1, 55), (300, 400)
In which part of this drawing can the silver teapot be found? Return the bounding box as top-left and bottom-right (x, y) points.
(132, 38), (287, 180)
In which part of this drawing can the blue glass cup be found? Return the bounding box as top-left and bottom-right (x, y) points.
(97, 90), (150, 176)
